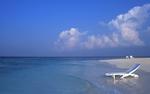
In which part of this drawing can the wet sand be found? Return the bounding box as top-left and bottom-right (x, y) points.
(100, 58), (150, 72)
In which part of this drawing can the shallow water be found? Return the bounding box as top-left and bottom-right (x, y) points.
(0, 57), (149, 94)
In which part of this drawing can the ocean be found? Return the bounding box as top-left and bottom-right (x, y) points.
(0, 57), (149, 94)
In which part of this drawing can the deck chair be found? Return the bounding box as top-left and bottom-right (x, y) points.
(105, 64), (141, 79)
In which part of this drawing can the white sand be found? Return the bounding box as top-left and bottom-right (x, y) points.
(100, 58), (150, 72)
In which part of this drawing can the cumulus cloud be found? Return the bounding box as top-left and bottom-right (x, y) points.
(55, 4), (150, 50)
(84, 33), (119, 49)
(55, 28), (84, 49)
(109, 4), (150, 46)
(56, 28), (120, 49)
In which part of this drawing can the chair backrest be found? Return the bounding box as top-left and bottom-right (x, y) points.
(126, 64), (141, 74)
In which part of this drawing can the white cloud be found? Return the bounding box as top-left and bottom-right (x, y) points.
(56, 28), (120, 49)
(109, 4), (150, 46)
(55, 4), (150, 50)
(55, 28), (83, 49)
(84, 33), (119, 49)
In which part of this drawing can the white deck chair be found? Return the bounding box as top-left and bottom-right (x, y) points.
(105, 64), (141, 79)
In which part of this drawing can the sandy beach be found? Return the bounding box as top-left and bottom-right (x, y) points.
(100, 58), (150, 72)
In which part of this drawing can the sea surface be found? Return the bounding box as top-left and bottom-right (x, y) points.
(0, 57), (149, 94)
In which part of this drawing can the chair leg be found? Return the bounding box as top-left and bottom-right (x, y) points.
(112, 75), (116, 84)
(113, 75), (115, 80)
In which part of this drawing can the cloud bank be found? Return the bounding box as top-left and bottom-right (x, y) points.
(55, 4), (150, 50)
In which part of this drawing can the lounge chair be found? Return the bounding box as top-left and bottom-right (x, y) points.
(105, 64), (141, 79)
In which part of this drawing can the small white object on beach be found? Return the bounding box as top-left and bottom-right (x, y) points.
(126, 56), (129, 59)
(126, 55), (134, 59)
(129, 55), (134, 59)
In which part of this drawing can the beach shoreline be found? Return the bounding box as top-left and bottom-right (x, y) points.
(100, 57), (150, 72)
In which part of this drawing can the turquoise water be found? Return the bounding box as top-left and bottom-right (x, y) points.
(0, 57), (150, 94)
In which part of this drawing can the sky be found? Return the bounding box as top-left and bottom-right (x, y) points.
(0, 0), (150, 57)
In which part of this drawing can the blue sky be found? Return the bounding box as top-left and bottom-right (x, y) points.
(0, 0), (150, 56)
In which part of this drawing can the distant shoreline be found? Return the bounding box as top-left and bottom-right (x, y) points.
(0, 56), (150, 58)
(100, 58), (150, 72)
